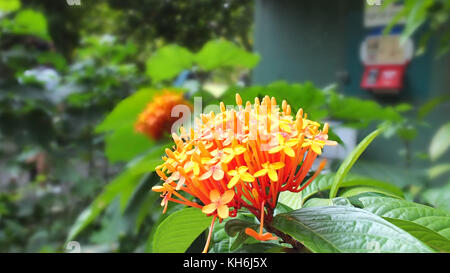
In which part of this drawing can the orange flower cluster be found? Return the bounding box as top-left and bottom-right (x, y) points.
(135, 90), (191, 140)
(153, 94), (336, 252)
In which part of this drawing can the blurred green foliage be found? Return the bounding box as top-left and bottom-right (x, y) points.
(385, 0), (450, 57)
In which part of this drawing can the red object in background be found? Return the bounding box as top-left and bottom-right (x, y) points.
(361, 64), (406, 92)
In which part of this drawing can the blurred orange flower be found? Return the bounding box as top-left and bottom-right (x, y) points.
(135, 90), (191, 140)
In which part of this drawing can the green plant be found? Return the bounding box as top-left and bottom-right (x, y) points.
(384, 0), (450, 57)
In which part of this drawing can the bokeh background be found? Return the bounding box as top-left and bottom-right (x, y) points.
(0, 0), (449, 252)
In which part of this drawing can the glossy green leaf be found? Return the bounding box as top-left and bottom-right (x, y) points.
(152, 208), (211, 253)
(278, 191), (303, 210)
(302, 198), (332, 208)
(272, 206), (433, 253)
(146, 45), (194, 83)
(359, 196), (450, 239)
(302, 197), (353, 208)
(384, 217), (450, 253)
(340, 186), (402, 199)
(330, 128), (384, 198)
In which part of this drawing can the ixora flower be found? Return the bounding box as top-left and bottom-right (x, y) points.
(135, 90), (192, 140)
(152, 94), (336, 253)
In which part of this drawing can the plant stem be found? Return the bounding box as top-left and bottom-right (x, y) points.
(263, 221), (309, 252)
(258, 206), (309, 253)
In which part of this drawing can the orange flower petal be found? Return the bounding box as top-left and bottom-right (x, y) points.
(221, 190), (235, 204)
(210, 189), (221, 202)
(217, 204), (229, 219)
(245, 228), (260, 239)
(199, 169), (213, 181)
(202, 203), (217, 214)
(212, 168), (224, 181)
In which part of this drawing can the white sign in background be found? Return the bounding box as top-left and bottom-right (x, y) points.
(364, 0), (405, 28)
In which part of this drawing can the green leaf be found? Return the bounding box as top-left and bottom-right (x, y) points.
(302, 198), (332, 208)
(225, 219), (257, 237)
(223, 218), (259, 251)
(96, 88), (159, 162)
(11, 9), (49, 40)
(37, 52), (67, 71)
(328, 94), (402, 125)
(302, 197), (354, 208)
(428, 164), (450, 180)
(422, 183), (450, 212)
(67, 149), (161, 241)
(359, 196), (450, 239)
(330, 128), (384, 198)
(152, 208), (212, 253)
(384, 217), (450, 253)
(0, 0), (21, 13)
(145, 202), (184, 252)
(67, 168), (146, 241)
(146, 45), (194, 83)
(278, 191), (303, 210)
(417, 95), (450, 120)
(97, 88), (158, 132)
(209, 220), (232, 253)
(331, 197), (354, 207)
(126, 144), (170, 175)
(103, 126), (155, 163)
(299, 173), (403, 204)
(399, 0), (433, 45)
(272, 206), (433, 253)
(429, 122), (450, 161)
(340, 186), (403, 199)
(195, 39), (260, 71)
